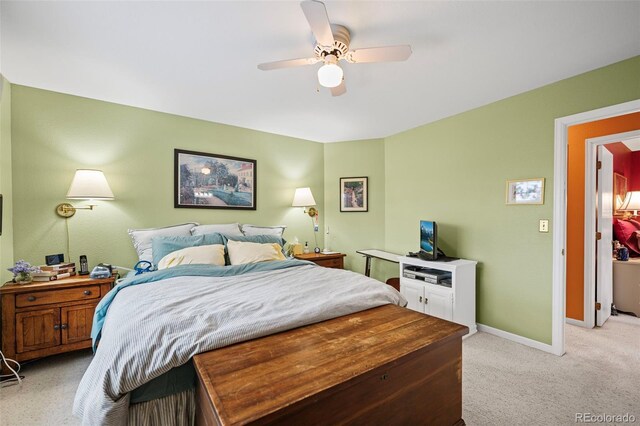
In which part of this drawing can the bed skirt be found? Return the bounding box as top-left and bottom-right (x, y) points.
(128, 389), (195, 426)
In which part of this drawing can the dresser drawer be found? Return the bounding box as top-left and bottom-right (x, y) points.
(315, 258), (343, 269)
(16, 286), (100, 308)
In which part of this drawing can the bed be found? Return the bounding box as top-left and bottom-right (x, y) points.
(73, 256), (467, 425)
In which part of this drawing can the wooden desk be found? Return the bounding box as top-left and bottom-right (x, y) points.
(194, 304), (468, 426)
(356, 249), (401, 277)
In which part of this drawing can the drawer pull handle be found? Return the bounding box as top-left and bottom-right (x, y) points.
(27, 296), (36, 302)
(83, 290), (92, 296)
(419, 296), (423, 303)
(61, 324), (68, 330)
(425, 298), (428, 304)
(54, 324), (60, 330)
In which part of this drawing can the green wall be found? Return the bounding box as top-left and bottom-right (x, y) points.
(10, 86), (324, 270)
(6, 56), (640, 345)
(323, 139), (396, 282)
(383, 56), (640, 344)
(0, 76), (14, 283)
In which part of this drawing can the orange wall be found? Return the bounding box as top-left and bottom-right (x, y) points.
(566, 111), (640, 321)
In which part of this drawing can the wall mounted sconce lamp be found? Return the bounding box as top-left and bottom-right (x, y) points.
(56, 169), (114, 218)
(292, 187), (318, 218)
(292, 187), (321, 252)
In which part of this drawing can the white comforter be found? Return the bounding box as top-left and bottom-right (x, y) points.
(73, 264), (406, 425)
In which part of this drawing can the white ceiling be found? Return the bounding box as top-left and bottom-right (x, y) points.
(1, 1), (639, 143)
(623, 137), (640, 151)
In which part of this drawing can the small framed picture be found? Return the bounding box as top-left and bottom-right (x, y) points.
(506, 178), (545, 205)
(340, 177), (368, 212)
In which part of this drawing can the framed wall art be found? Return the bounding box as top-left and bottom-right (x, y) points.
(340, 177), (368, 212)
(613, 172), (628, 217)
(175, 149), (256, 210)
(506, 178), (545, 205)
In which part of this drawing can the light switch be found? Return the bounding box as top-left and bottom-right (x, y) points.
(539, 219), (549, 233)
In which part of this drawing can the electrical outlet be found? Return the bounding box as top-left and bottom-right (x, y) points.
(539, 219), (549, 233)
(314, 224), (319, 232)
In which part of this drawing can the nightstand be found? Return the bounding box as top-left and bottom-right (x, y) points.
(1, 276), (114, 368)
(294, 252), (346, 269)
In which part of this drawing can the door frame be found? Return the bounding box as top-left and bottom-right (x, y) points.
(552, 99), (640, 356)
(582, 130), (640, 328)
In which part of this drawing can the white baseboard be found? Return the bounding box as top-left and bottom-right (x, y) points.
(477, 323), (556, 355)
(462, 325), (477, 340)
(565, 317), (588, 328)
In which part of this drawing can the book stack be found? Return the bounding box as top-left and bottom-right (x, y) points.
(32, 262), (77, 282)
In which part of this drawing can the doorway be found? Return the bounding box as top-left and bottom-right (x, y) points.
(582, 131), (640, 328)
(551, 99), (640, 356)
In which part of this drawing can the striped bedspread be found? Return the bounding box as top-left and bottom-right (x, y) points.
(73, 262), (406, 425)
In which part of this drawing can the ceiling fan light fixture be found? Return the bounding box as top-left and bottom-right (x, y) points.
(317, 55), (343, 88)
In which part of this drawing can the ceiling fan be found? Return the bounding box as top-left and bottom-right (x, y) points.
(257, 0), (412, 97)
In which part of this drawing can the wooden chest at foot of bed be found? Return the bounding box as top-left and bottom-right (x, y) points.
(193, 304), (468, 426)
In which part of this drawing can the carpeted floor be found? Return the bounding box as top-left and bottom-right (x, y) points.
(1, 314), (638, 425)
(463, 314), (639, 425)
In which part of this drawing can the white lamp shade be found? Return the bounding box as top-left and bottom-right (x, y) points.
(317, 64), (343, 88)
(292, 187), (316, 207)
(66, 169), (114, 200)
(619, 191), (640, 212)
(318, 55), (344, 88)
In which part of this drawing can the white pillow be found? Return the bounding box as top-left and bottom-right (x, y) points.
(191, 223), (243, 238)
(241, 224), (287, 238)
(128, 223), (198, 263)
(157, 244), (226, 270)
(227, 240), (286, 265)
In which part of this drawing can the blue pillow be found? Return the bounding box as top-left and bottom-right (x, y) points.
(225, 234), (286, 248)
(151, 233), (226, 266)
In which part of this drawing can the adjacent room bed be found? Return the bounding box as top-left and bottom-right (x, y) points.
(73, 225), (468, 425)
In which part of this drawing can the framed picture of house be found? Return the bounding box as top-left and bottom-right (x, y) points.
(505, 178), (545, 205)
(175, 149), (256, 210)
(340, 177), (368, 212)
(613, 172), (628, 217)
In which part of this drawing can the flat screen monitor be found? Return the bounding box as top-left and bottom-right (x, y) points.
(419, 220), (438, 260)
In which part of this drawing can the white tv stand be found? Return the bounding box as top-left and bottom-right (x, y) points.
(399, 256), (477, 337)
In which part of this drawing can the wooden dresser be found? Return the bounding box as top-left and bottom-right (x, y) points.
(1, 276), (114, 367)
(294, 252), (346, 269)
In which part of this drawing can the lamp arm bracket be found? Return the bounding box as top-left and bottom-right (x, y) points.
(55, 203), (96, 218)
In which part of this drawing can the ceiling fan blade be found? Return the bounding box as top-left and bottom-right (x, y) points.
(258, 57), (320, 71)
(330, 81), (346, 97)
(347, 45), (412, 64)
(300, 0), (335, 48)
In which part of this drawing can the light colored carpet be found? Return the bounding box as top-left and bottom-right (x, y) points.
(1, 314), (638, 426)
(462, 314), (639, 425)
